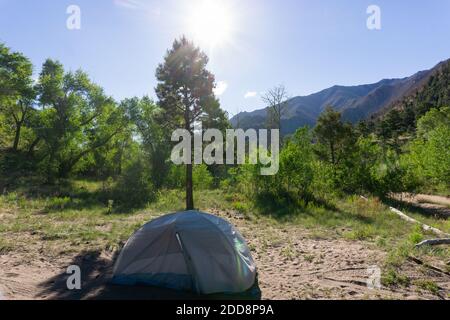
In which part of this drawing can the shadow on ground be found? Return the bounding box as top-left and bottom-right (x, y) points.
(253, 191), (374, 225)
(383, 197), (450, 220)
(37, 250), (260, 300)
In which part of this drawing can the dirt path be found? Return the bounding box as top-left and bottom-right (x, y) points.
(0, 209), (449, 300)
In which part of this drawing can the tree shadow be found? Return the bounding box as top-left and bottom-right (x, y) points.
(252, 190), (324, 217)
(37, 250), (260, 300)
(0, 176), (153, 215)
(382, 197), (449, 220)
(253, 191), (374, 225)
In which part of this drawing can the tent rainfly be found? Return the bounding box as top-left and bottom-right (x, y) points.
(112, 211), (258, 296)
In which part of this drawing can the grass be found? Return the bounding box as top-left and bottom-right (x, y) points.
(413, 280), (440, 295)
(382, 268), (411, 287)
(256, 195), (420, 247)
(0, 182), (238, 255)
(0, 179), (448, 280)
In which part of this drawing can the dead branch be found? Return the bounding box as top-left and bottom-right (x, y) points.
(389, 207), (450, 237)
(407, 256), (450, 276)
(415, 238), (450, 248)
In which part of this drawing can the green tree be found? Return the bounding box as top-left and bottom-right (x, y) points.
(416, 106), (450, 138)
(0, 43), (36, 151)
(155, 37), (218, 210)
(36, 59), (125, 181)
(113, 157), (156, 209)
(348, 135), (403, 195)
(402, 108), (450, 191)
(200, 95), (231, 186)
(279, 127), (314, 198)
(123, 96), (171, 189)
(314, 106), (355, 180)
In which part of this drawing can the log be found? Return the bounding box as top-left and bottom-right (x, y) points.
(359, 195), (450, 241)
(389, 207), (450, 237)
(415, 238), (450, 248)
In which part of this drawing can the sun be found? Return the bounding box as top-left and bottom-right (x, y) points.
(187, 0), (234, 48)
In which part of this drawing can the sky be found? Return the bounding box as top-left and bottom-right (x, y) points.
(1, 0), (449, 116)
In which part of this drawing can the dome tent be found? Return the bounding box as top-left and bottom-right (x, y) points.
(112, 210), (258, 297)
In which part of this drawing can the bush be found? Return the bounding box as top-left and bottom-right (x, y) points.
(328, 135), (406, 196)
(166, 165), (184, 189)
(400, 108), (450, 193)
(278, 128), (314, 198)
(113, 158), (156, 209)
(46, 196), (71, 210)
(166, 164), (214, 190)
(193, 164), (214, 190)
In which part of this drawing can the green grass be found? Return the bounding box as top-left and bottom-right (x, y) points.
(382, 268), (411, 287)
(414, 279), (440, 295)
(0, 182), (239, 255)
(0, 179), (448, 269)
(259, 195), (418, 246)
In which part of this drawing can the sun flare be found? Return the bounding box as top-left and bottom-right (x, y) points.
(187, 0), (234, 48)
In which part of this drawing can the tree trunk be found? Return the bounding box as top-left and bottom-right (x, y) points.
(183, 97), (194, 211)
(12, 121), (22, 151)
(27, 137), (41, 156)
(186, 163), (194, 210)
(46, 151), (55, 184)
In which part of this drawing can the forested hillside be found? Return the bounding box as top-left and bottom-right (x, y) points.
(367, 59), (450, 140)
(231, 60), (449, 135)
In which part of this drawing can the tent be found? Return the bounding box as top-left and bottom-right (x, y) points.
(111, 210), (259, 297)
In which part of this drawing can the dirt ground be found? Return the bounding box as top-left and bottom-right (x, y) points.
(1, 207), (449, 300)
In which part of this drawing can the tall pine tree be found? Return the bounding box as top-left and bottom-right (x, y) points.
(156, 37), (217, 210)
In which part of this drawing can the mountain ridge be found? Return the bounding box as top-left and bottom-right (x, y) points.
(230, 59), (449, 135)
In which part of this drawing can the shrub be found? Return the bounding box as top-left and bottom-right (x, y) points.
(47, 196), (71, 210)
(166, 164), (214, 190)
(113, 158), (156, 209)
(192, 164), (214, 190)
(400, 107), (450, 193)
(382, 268), (411, 287)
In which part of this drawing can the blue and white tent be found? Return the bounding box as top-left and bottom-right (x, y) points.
(112, 211), (257, 296)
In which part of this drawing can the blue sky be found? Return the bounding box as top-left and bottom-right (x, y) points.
(1, 0), (449, 116)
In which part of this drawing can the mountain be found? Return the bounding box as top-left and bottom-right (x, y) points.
(373, 59), (450, 120)
(230, 59), (449, 135)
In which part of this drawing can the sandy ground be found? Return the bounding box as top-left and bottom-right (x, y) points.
(0, 208), (449, 300)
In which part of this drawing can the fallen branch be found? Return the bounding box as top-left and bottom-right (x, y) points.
(360, 195), (450, 241)
(307, 266), (368, 275)
(388, 207), (450, 238)
(415, 238), (450, 248)
(322, 277), (367, 287)
(407, 256), (450, 276)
